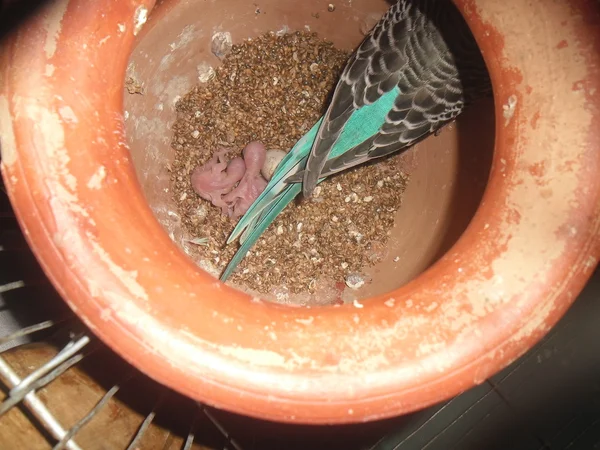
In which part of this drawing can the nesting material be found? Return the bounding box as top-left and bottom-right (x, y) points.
(171, 31), (409, 301)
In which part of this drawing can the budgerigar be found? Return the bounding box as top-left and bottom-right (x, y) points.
(220, 0), (492, 281)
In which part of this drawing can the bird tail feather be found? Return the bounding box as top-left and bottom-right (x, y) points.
(220, 184), (301, 281)
(225, 118), (324, 246)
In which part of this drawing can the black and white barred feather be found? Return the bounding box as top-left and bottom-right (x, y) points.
(290, 0), (492, 197)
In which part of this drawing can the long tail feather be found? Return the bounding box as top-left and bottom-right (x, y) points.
(225, 118), (324, 246)
(220, 184), (301, 281)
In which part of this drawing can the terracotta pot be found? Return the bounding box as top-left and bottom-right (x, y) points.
(1, 0), (599, 424)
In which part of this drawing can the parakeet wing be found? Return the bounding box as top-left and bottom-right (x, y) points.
(300, 0), (411, 196)
(299, 0), (489, 192)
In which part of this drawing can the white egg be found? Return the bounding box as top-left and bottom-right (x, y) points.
(261, 149), (287, 181)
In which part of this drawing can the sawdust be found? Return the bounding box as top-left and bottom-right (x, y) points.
(170, 31), (408, 301)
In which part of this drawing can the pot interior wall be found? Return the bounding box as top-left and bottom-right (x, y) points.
(123, 0), (495, 303)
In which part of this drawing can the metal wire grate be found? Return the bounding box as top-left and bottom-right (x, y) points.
(0, 184), (244, 450)
(0, 319), (243, 449)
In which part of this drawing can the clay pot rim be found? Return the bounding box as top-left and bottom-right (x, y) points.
(1, 0), (599, 424)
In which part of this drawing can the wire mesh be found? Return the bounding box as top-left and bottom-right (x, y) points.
(0, 186), (244, 450)
(0, 283), (244, 450)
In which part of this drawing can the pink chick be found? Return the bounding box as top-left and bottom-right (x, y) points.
(190, 150), (246, 215)
(223, 141), (268, 218)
